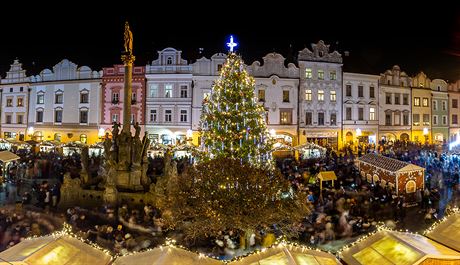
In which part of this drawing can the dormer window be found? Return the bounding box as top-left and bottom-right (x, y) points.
(217, 64), (223, 72)
(167, 57), (173, 65)
(319, 51), (324, 57)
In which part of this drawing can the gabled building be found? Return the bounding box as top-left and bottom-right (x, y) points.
(191, 53), (227, 145)
(342, 72), (380, 148)
(145, 48), (193, 145)
(448, 80), (460, 143)
(0, 59), (31, 141)
(247, 52), (299, 146)
(378, 65), (412, 142)
(411, 72), (432, 143)
(431, 78), (449, 144)
(28, 59), (102, 144)
(101, 64), (146, 137)
(298, 40), (343, 149)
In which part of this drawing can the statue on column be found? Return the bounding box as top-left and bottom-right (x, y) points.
(132, 122), (143, 167)
(124, 21), (133, 54)
(80, 145), (90, 184)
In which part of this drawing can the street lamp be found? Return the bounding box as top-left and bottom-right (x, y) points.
(27, 126), (34, 140)
(98, 128), (105, 140)
(423, 127), (429, 143)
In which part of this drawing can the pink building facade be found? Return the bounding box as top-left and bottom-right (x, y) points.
(101, 65), (146, 137)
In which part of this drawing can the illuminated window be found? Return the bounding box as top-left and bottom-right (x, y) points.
(165, 84), (173, 98)
(405, 180), (416, 193)
(280, 110), (292, 124)
(330, 71), (336, 80)
(414, 97), (420, 106)
(149, 84), (158, 97)
(305, 89), (312, 101)
(112, 113), (119, 123)
(6, 98), (12, 107)
(318, 70), (324, 80)
(330, 113), (336, 125)
(282, 90), (289, 102)
(330, 90), (336, 101)
(318, 90), (324, 101)
(258, 89), (265, 102)
(422, 98), (429, 107)
(112, 92), (119, 103)
(305, 68), (312, 79)
(369, 107), (375, 120)
(17, 97), (23, 107)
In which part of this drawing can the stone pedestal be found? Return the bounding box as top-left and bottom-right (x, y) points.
(115, 170), (144, 191)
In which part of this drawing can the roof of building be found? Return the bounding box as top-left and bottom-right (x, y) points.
(317, 171), (337, 181)
(357, 153), (424, 173)
(0, 151), (20, 163)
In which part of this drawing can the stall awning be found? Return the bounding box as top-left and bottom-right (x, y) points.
(317, 171), (337, 181)
(0, 151), (20, 163)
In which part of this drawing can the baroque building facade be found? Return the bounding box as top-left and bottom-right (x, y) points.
(145, 48), (193, 145)
(0, 59), (31, 141)
(411, 72), (432, 143)
(101, 64), (146, 137)
(342, 72), (380, 148)
(28, 59), (102, 144)
(378, 65), (412, 142)
(298, 40), (343, 149)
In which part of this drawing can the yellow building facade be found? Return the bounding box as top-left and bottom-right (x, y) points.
(411, 72), (432, 144)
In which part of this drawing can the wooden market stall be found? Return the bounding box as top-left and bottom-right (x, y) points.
(425, 211), (460, 252)
(270, 142), (295, 159)
(317, 171), (337, 192)
(229, 244), (342, 265)
(356, 153), (424, 201)
(295, 142), (326, 160)
(340, 230), (460, 265)
(0, 235), (112, 265)
(113, 246), (222, 265)
(0, 151), (20, 181)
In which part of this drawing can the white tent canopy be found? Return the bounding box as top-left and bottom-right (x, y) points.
(229, 244), (341, 265)
(0, 151), (20, 163)
(0, 235), (112, 265)
(113, 246), (223, 265)
(340, 230), (460, 265)
(426, 212), (460, 252)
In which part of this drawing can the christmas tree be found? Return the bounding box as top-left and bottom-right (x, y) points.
(200, 41), (273, 167)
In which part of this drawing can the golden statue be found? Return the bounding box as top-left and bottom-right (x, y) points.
(124, 21), (133, 54)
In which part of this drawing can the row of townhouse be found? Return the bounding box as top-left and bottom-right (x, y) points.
(0, 41), (457, 150)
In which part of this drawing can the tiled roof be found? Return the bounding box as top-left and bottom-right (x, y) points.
(358, 153), (411, 172)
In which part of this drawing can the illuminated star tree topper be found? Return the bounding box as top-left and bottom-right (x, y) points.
(227, 35), (238, 52)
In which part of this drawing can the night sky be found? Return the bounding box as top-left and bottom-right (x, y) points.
(1, 3), (459, 81)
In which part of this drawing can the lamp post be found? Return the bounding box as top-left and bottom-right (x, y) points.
(423, 127), (429, 144)
(27, 126), (34, 141)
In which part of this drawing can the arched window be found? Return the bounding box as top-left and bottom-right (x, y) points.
(167, 57), (173, 65)
(34, 131), (43, 142)
(373, 174), (380, 183)
(405, 180), (416, 193)
(80, 134), (87, 144)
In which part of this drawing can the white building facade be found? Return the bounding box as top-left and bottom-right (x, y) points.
(28, 59), (102, 144)
(247, 53), (299, 145)
(145, 48), (193, 145)
(342, 72), (380, 147)
(0, 59), (31, 141)
(298, 40), (343, 149)
(378, 65), (412, 142)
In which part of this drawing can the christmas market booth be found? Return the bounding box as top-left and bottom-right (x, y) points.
(172, 143), (200, 159)
(316, 171), (337, 192)
(0, 234), (112, 265)
(295, 142), (326, 160)
(38, 140), (59, 153)
(89, 142), (104, 157)
(425, 210), (460, 252)
(340, 230), (460, 265)
(270, 142), (295, 159)
(0, 138), (12, 151)
(147, 143), (168, 158)
(113, 246), (222, 265)
(0, 150), (20, 182)
(62, 141), (85, 156)
(229, 244), (342, 265)
(356, 153), (424, 201)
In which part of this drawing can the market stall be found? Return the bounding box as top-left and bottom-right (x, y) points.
(357, 153), (425, 201)
(425, 211), (460, 252)
(62, 141), (85, 156)
(89, 142), (104, 157)
(340, 230), (460, 265)
(295, 142), (326, 160)
(270, 142), (295, 159)
(229, 244), (341, 265)
(147, 143), (168, 158)
(0, 234), (112, 265)
(39, 141), (57, 153)
(0, 138), (12, 151)
(113, 246), (222, 265)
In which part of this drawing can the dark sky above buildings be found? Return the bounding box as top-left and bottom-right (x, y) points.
(1, 3), (459, 81)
